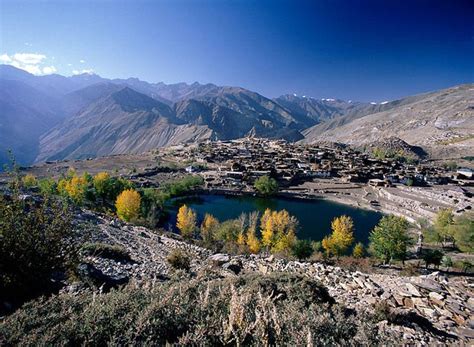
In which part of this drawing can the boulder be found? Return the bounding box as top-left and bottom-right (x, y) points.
(209, 253), (230, 265)
(76, 263), (129, 292)
(222, 259), (242, 275)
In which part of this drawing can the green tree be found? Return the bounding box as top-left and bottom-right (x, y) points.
(291, 239), (314, 260)
(452, 213), (474, 253)
(369, 215), (412, 264)
(422, 249), (443, 269)
(254, 175), (278, 196)
(434, 209), (455, 247)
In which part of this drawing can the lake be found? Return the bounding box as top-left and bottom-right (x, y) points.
(166, 194), (383, 244)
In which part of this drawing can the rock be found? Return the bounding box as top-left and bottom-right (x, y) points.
(76, 263), (129, 292)
(456, 327), (474, 340)
(429, 292), (445, 306)
(109, 219), (122, 228)
(210, 253), (230, 265)
(405, 283), (421, 297)
(222, 259), (242, 275)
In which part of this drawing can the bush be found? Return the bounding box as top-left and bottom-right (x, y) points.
(38, 177), (57, 196)
(81, 242), (131, 262)
(254, 175), (278, 196)
(115, 189), (141, 222)
(421, 249), (443, 269)
(167, 249), (191, 271)
(0, 273), (384, 345)
(352, 242), (365, 258)
(291, 239), (314, 260)
(21, 174), (37, 188)
(0, 193), (75, 303)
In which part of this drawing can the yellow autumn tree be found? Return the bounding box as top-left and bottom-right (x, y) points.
(322, 215), (355, 257)
(261, 209), (275, 249)
(64, 175), (88, 204)
(177, 204), (197, 239)
(246, 229), (261, 253)
(22, 174), (37, 188)
(260, 208), (298, 254)
(352, 242), (365, 258)
(115, 189), (141, 222)
(201, 213), (219, 243)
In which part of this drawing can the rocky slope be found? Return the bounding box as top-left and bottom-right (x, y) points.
(72, 210), (474, 344)
(36, 87), (213, 162)
(302, 84), (474, 158)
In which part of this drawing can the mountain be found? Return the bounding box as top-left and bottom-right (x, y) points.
(0, 79), (64, 165)
(36, 87), (213, 162)
(2, 64), (473, 165)
(301, 84), (474, 158)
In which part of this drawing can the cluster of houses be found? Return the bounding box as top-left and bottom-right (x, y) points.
(164, 138), (473, 190)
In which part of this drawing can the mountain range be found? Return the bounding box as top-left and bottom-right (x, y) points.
(0, 64), (472, 167)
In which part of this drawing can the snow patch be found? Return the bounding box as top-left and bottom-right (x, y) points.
(370, 102), (377, 105)
(380, 101), (389, 105)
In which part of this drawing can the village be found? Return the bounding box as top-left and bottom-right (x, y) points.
(157, 138), (472, 189)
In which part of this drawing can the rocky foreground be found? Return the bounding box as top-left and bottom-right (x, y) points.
(69, 209), (474, 345)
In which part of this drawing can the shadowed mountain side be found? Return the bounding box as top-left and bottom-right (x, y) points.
(36, 87), (213, 162)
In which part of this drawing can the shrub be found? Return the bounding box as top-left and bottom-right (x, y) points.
(166, 249), (191, 271)
(115, 189), (141, 222)
(291, 239), (314, 260)
(81, 242), (131, 262)
(441, 255), (453, 270)
(0, 273), (384, 345)
(422, 249), (443, 269)
(0, 193), (75, 303)
(352, 242), (365, 258)
(254, 175), (278, 196)
(38, 177), (57, 196)
(21, 174), (37, 188)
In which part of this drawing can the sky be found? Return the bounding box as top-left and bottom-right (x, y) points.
(0, 0), (473, 101)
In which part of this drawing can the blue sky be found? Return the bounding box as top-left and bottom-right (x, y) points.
(1, 0), (473, 101)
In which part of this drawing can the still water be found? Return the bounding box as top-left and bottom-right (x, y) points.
(166, 194), (383, 244)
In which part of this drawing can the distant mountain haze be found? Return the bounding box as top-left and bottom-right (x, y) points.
(0, 64), (472, 167)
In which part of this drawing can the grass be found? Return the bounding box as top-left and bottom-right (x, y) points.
(0, 272), (385, 345)
(81, 242), (131, 262)
(437, 134), (474, 145)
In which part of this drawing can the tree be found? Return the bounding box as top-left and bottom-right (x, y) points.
(260, 208), (298, 254)
(93, 172), (112, 199)
(452, 213), (474, 253)
(246, 211), (261, 254)
(369, 215), (412, 264)
(176, 204), (197, 239)
(441, 255), (453, 271)
(322, 215), (355, 257)
(291, 239), (314, 260)
(254, 175), (278, 196)
(115, 189), (141, 222)
(201, 213), (219, 244)
(246, 229), (261, 253)
(422, 249), (443, 269)
(21, 174), (37, 188)
(352, 242), (365, 258)
(434, 209), (455, 247)
(64, 175), (88, 204)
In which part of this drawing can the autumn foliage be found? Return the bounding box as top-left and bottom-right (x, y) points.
(322, 215), (354, 257)
(177, 204), (197, 239)
(260, 208), (297, 254)
(115, 189), (141, 222)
